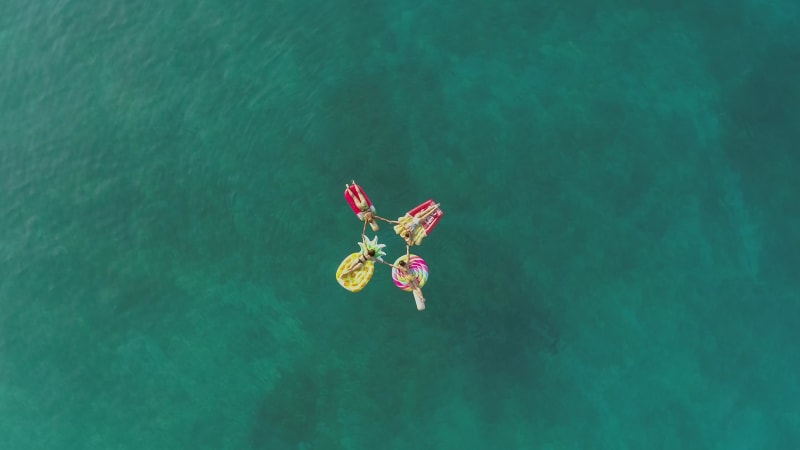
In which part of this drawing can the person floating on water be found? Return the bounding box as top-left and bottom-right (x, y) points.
(336, 180), (443, 311)
(391, 255), (428, 311)
(392, 199), (444, 261)
(345, 180), (383, 233)
(340, 235), (387, 277)
(336, 234), (388, 293)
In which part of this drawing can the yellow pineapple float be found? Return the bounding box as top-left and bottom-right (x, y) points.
(335, 235), (386, 292)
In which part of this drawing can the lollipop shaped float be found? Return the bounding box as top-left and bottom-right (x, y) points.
(391, 254), (429, 311)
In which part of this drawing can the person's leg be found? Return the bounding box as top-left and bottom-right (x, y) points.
(346, 181), (367, 210)
(342, 257), (365, 276)
(415, 203), (439, 221)
(351, 182), (369, 210)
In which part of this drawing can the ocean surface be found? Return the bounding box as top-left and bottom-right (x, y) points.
(2, 1), (799, 449)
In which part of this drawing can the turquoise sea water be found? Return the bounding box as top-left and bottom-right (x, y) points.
(2, 1), (799, 449)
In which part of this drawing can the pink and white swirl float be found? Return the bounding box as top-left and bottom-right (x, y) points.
(391, 255), (428, 310)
